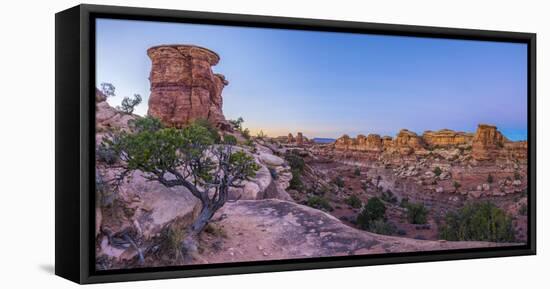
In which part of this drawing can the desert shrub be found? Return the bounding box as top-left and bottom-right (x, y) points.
(223, 134), (238, 145)
(453, 181), (461, 190)
(357, 197), (386, 230)
(487, 174), (494, 184)
(368, 219), (397, 235)
(117, 94), (142, 114)
(433, 167), (442, 177)
(96, 145), (118, 165)
(399, 197), (409, 208)
(192, 118), (221, 143)
(406, 202), (428, 224)
(439, 202), (515, 242)
(268, 167), (278, 180)
(306, 195), (333, 211)
(204, 223), (227, 238)
(397, 228), (407, 236)
(514, 172), (521, 180)
(354, 167), (361, 176)
(228, 117), (244, 131)
(129, 116), (163, 133)
(100, 82), (116, 97)
(289, 169), (303, 191)
(381, 189), (398, 204)
(243, 139), (255, 147)
(284, 150), (305, 172)
(345, 194), (362, 209)
(519, 203), (528, 216)
(333, 176), (345, 188)
(241, 128), (251, 140)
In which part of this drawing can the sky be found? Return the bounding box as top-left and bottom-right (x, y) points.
(96, 18), (528, 141)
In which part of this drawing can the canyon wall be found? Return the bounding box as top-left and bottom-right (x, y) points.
(334, 124), (527, 161)
(147, 45), (230, 129)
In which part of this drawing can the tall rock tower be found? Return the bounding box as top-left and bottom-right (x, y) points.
(147, 45), (230, 129)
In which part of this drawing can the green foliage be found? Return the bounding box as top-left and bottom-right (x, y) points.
(357, 197), (386, 230)
(345, 194), (362, 209)
(399, 197), (409, 208)
(433, 166), (442, 177)
(241, 128), (251, 140)
(333, 176), (345, 188)
(487, 174), (494, 184)
(306, 195), (333, 211)
(228, 117), (244, 131)
(368, 219), (397, 236)
(354, 167), (361, 176)
(96, 145), (118, 165)
(223, 134), (238, 145)
(100, 82), (116, 97)
(229, 151), (261, 179)
(284, 150), (305, 172)
(117, 94), (142, 114)
(453, 181), (461, 190)
(288, 169), (303, 191)
(439, 202), (515, 242)
(129, 116), (163, 133)
(104, 118), (259, 235)
(192, 118), (221, 143)
(406, 202), (429, 224)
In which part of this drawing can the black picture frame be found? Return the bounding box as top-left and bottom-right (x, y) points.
(55, 4), (536, 284)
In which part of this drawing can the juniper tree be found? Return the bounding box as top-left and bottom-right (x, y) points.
(117, 94), (142, 114)
(103, 118), (259, 237)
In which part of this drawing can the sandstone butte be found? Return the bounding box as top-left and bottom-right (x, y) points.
(146, 45), (231, 130)
(335, 124), (527, 161)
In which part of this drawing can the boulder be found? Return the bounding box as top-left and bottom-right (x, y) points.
(259, 152), (285, 167)
(200, 199), (513, 263)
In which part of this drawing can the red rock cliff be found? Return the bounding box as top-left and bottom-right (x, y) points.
(147, 45), (230, 129)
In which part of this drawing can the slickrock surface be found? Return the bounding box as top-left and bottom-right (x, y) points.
(147, 45), (230, 129)
(198, 199), (509, 264)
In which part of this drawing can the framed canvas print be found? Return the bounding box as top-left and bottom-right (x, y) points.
(55, 4), (536, 284)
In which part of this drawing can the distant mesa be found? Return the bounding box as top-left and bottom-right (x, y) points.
(312, 137), (336, 144)
(146, 44), (231, 130)
(334, 124), (527, 161)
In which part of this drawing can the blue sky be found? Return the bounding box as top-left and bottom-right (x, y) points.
(96, 18), (528, 140)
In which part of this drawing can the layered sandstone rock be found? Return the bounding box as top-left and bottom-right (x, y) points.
(147, 45), (230, 129)
(334, 134), (352, 150)
(288, 133), (295, 143)
(95, 89), (135, 131)
(392, 129), (425, 155)
(382, 136), (393, 148)
(503, 141), (528, 160)
(296, 132), (304, 146)
(472, 124), (507, 160)
(335, 134), (384, 152)
(423, 129), (473, 148)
